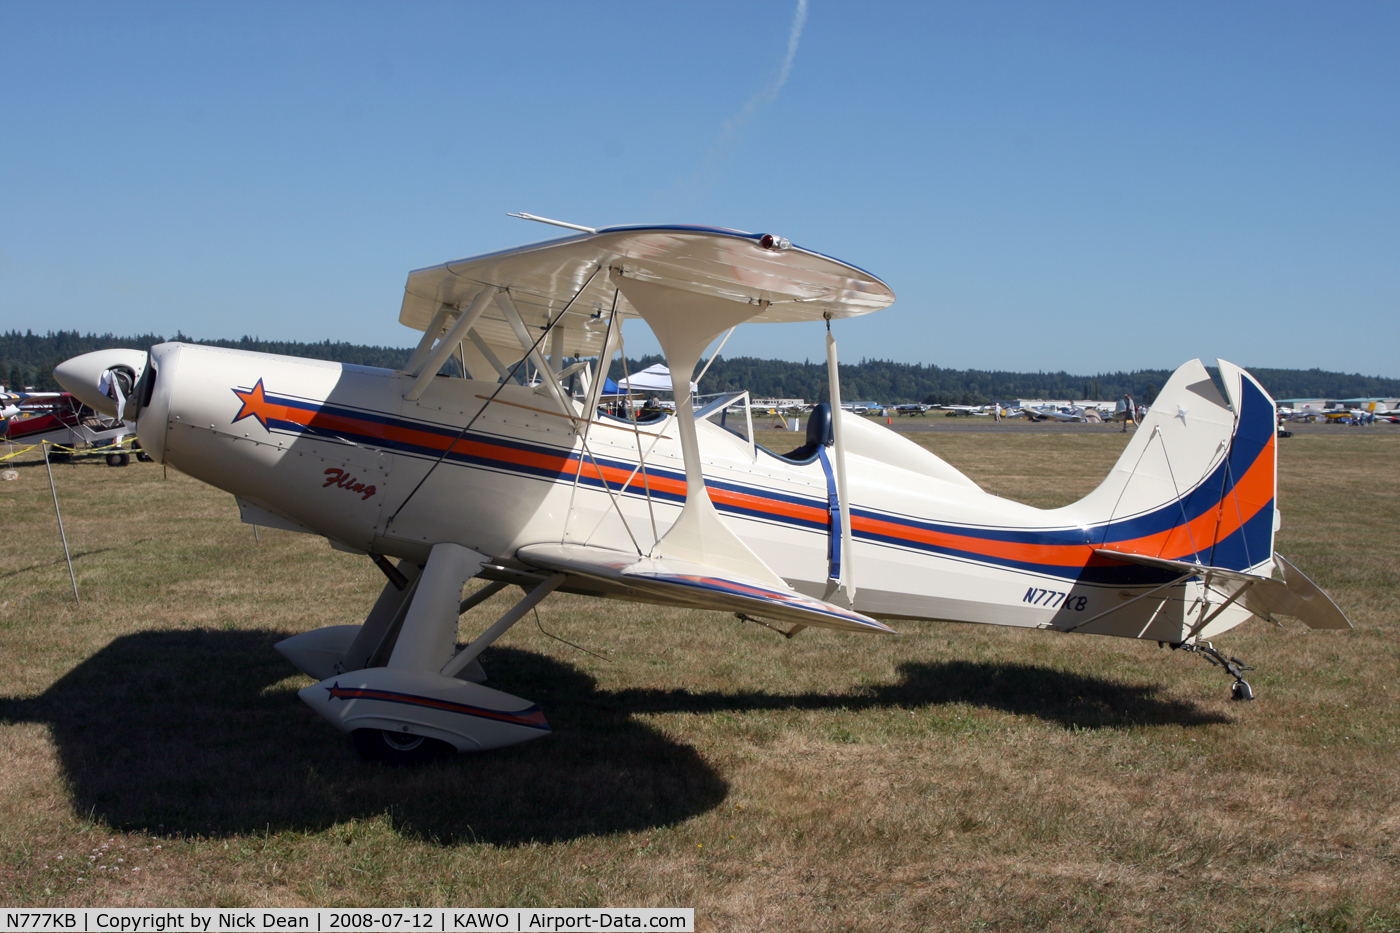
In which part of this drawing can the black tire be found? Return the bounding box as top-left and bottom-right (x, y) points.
(1231, 680), (1255, 702)
(48, 450), (71, 464)
(106, 452), (130, 467)
(351, 728), (455, 765)
(135, 450), (153, 462)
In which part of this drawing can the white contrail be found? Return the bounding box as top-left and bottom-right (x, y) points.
(724, 0), (808, 133)
(663, 0), (809, 210)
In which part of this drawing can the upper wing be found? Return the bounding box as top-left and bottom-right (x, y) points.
(516, 543), (896, 635)
(399, 225), (895, 366)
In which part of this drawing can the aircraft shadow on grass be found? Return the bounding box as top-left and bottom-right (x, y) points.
(0, 630), (1226, 846)
(617, 658), (1233, 732)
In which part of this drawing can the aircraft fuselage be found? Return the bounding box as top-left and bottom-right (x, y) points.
(137, 341), (1246, 644)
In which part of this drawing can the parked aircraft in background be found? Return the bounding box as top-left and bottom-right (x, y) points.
(0, 389), (21, 421)
(750, 398), (808, 417)
(54, 220), (1349, 763)
(1279, 403), (1397, 425)
(933, 404), (987, 417)
(2, 392), (143, 465)
(1024, 405), (1088, 423)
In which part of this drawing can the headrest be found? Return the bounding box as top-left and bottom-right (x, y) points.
(806, 402), (834, 447)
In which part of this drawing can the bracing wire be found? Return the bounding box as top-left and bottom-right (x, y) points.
(563, 289), (621, 543)
(618, 344), (661, 544)
(534, 607), (610, 662)
(387, 267), (601, 526)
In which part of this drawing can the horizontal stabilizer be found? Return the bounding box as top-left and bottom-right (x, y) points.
(1093, 548), (1269, 583)
(1095, 548), (1351, 631)
(517, 543), (895, 634)
(1248, 554), (1352, 630)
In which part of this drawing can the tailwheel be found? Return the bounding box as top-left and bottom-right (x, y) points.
(351, 727), (455, 765)
(1172, 640), (1256, 702)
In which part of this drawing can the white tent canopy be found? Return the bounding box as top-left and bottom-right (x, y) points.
(615, 363), (697, 395)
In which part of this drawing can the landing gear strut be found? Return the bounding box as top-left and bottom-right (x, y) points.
(1172, 640), (1255, 701)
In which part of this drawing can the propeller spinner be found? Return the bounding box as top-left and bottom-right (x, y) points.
(53, 349), (149, 420)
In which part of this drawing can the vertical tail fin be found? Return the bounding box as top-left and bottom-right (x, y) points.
(1068, 359), (1277, 575)
(1074, 360), (1349, 637)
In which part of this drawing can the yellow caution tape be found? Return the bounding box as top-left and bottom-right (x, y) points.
(1, 439), (135, 460)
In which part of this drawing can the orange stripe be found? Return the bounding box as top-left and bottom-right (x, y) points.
(1111, 433), (1274, 561)
(264, 391), (1275, 572)
(265, 396), (826, 522)
(852, 514), (1097, 567)
(709, 486), (829, 524)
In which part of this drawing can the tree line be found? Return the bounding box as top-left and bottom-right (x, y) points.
(608, 354), (1400, 406)
(6, 330), (1398, 404)
(1, 331), (412, 392)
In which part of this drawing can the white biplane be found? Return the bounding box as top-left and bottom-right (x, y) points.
(1024, 404), (1088, 423)
(55, 221), (1350, 763)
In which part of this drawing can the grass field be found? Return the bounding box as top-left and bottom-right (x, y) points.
(1, 425), (1397, 931)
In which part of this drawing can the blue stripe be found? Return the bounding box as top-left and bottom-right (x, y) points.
(817, 447), (842, 581)
(255, 386), (1270, 585)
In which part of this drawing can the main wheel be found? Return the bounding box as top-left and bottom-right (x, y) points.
(106, 452), (130, 467)
(351, 728), (455, 765)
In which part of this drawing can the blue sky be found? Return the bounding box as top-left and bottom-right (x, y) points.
(2, 2), (1396, 376)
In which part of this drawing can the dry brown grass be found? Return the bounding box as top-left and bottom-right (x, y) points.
(1, 427), (1398, 932)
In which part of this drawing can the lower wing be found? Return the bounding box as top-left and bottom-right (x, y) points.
(516, 543), (895, 635)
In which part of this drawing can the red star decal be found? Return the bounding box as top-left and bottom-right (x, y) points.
(231, 380), (274, 429)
